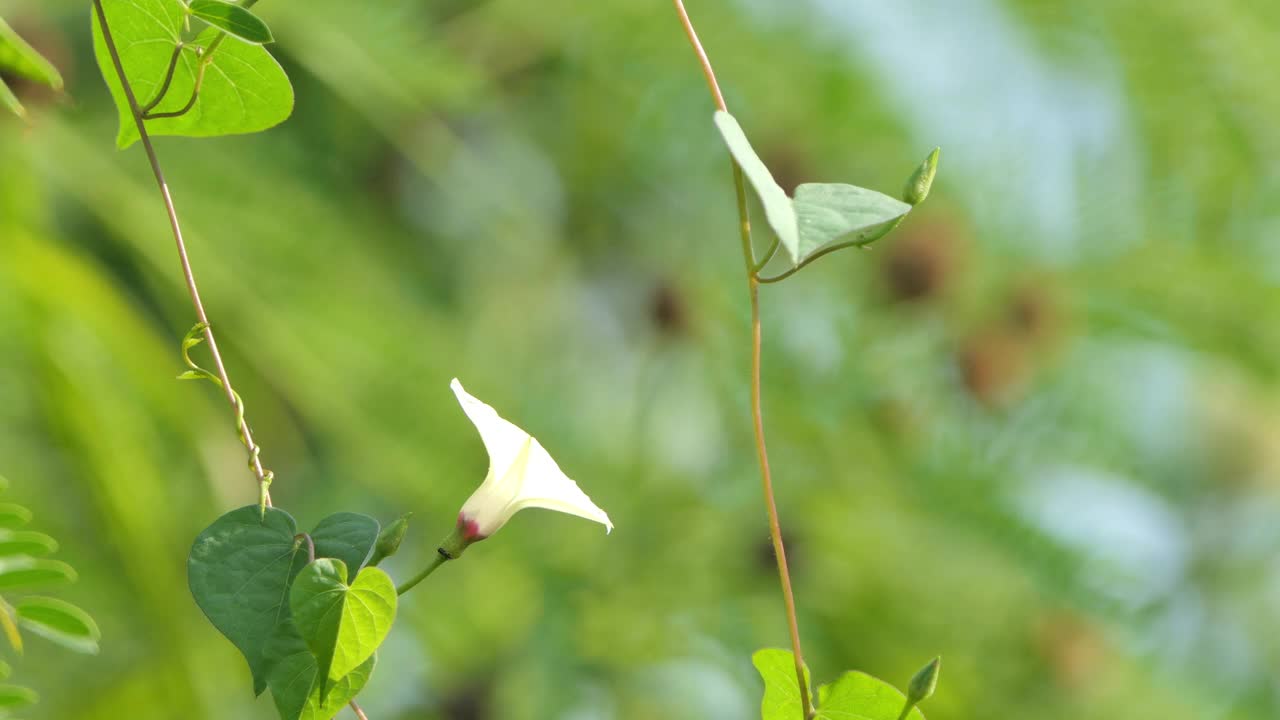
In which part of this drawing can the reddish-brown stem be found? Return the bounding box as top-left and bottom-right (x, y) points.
(350, 701), (369, 720)
(91, 0), (272, 509)
(670, 1), (813, 717)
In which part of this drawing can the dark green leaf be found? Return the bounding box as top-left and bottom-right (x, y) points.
(817, 671), (925, 720)
(0, 504), (31, 529)
(265, 620), (376, 720)
(0, 557), (76, 590)
(753, 648), (812, 720)
(0, 17), (63, 89)
(0, 684), (37, 708)
(792, 183), (911, 258)
(15, 596), (101, 654)
(188, 0), (274, 44)
(188, 505), (306, 696)
(0, 530), (58, 557)
(91, 0), (293, 148)
(289, 559), (395, 699)
(310, 513), (380, 574)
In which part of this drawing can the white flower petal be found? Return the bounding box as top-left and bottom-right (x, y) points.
(451, 379), (613, 538)
(508, 437), (613, 533)
(451, 378), (531, 488)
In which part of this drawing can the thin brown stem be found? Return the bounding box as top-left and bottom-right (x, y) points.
(670, 2), (813, 717)
(92, 0), (273, 509)
(349, 701), (369, 720)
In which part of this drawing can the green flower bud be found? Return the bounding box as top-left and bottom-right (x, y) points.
(903, 148), (940, 206)
(368, 513), (412, 566)
(907, 656), (940, 706)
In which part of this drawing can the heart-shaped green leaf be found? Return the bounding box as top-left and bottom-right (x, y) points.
(265, 620), (377, 720)
(15, 596), (101, 655)
(793, 183), (911, 258)
(188, 505), (306, 696)
(0, 557), (76, 590)
(289, 559), (396, 699)
(91, 0), (293, 148)
(311, 513), (380, 575)
(0, 530), (58, 557)
(754, 649), (927, 720)
(188, 0), (274, 44)
(713, 111), (915, 266)
(0, 504), (32, 529)
(817, 671), (925, 720)
(753, 648), (813, 720)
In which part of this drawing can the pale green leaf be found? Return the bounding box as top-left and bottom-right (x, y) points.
(15, 596), (101, 655)
(792, 183), (911, 258)
(0, 557), (75, 590)
(713, 111), (799, 262)
(0, 505), (31, 529)
(0, 530), (58, 557)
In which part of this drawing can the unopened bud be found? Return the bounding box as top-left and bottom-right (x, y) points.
(907, 656), (940, 706)
(903, 148), (940, 206)
(368, 513), (412, 566)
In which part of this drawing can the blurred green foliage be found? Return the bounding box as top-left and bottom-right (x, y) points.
(1, 1), (1279, 719)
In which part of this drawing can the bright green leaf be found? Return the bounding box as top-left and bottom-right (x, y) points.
(0, 557), (76, 590)
(310, 513), (380, 575)
(91, 0), (293, 148)
(188, 0), (274, 44)
(0, 17), (63, 89)
(713, 111), (799, 262)
(289, 559), (395, 699)
(753, 648), (812, 720)
(817, 671), (925, 720)
(792, 183), (911, 258)
(0, 684), (37, 708)
(265, 620), (377, 720)
(0, 530), (58, 557)
(0, 505), (31, 529)
(15, 597), (101, 655)
(188, 505), (306, 696)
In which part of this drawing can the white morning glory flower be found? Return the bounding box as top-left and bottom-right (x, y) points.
(450, 378), (613, 542)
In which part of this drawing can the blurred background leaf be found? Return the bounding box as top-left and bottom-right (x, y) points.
(1, 1), (1278, 719)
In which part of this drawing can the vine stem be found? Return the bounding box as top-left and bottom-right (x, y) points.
(670, 2), (813, 717)
(350, 701), (369, 720)
(91, 0), (273, 510)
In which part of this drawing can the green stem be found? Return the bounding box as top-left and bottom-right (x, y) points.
(670, 2), (813, 718)
(140, 0), (264, 119)
(92, 0), (273, 510)
(395, 552), (448, 596)
(753, 235), (780, 273)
